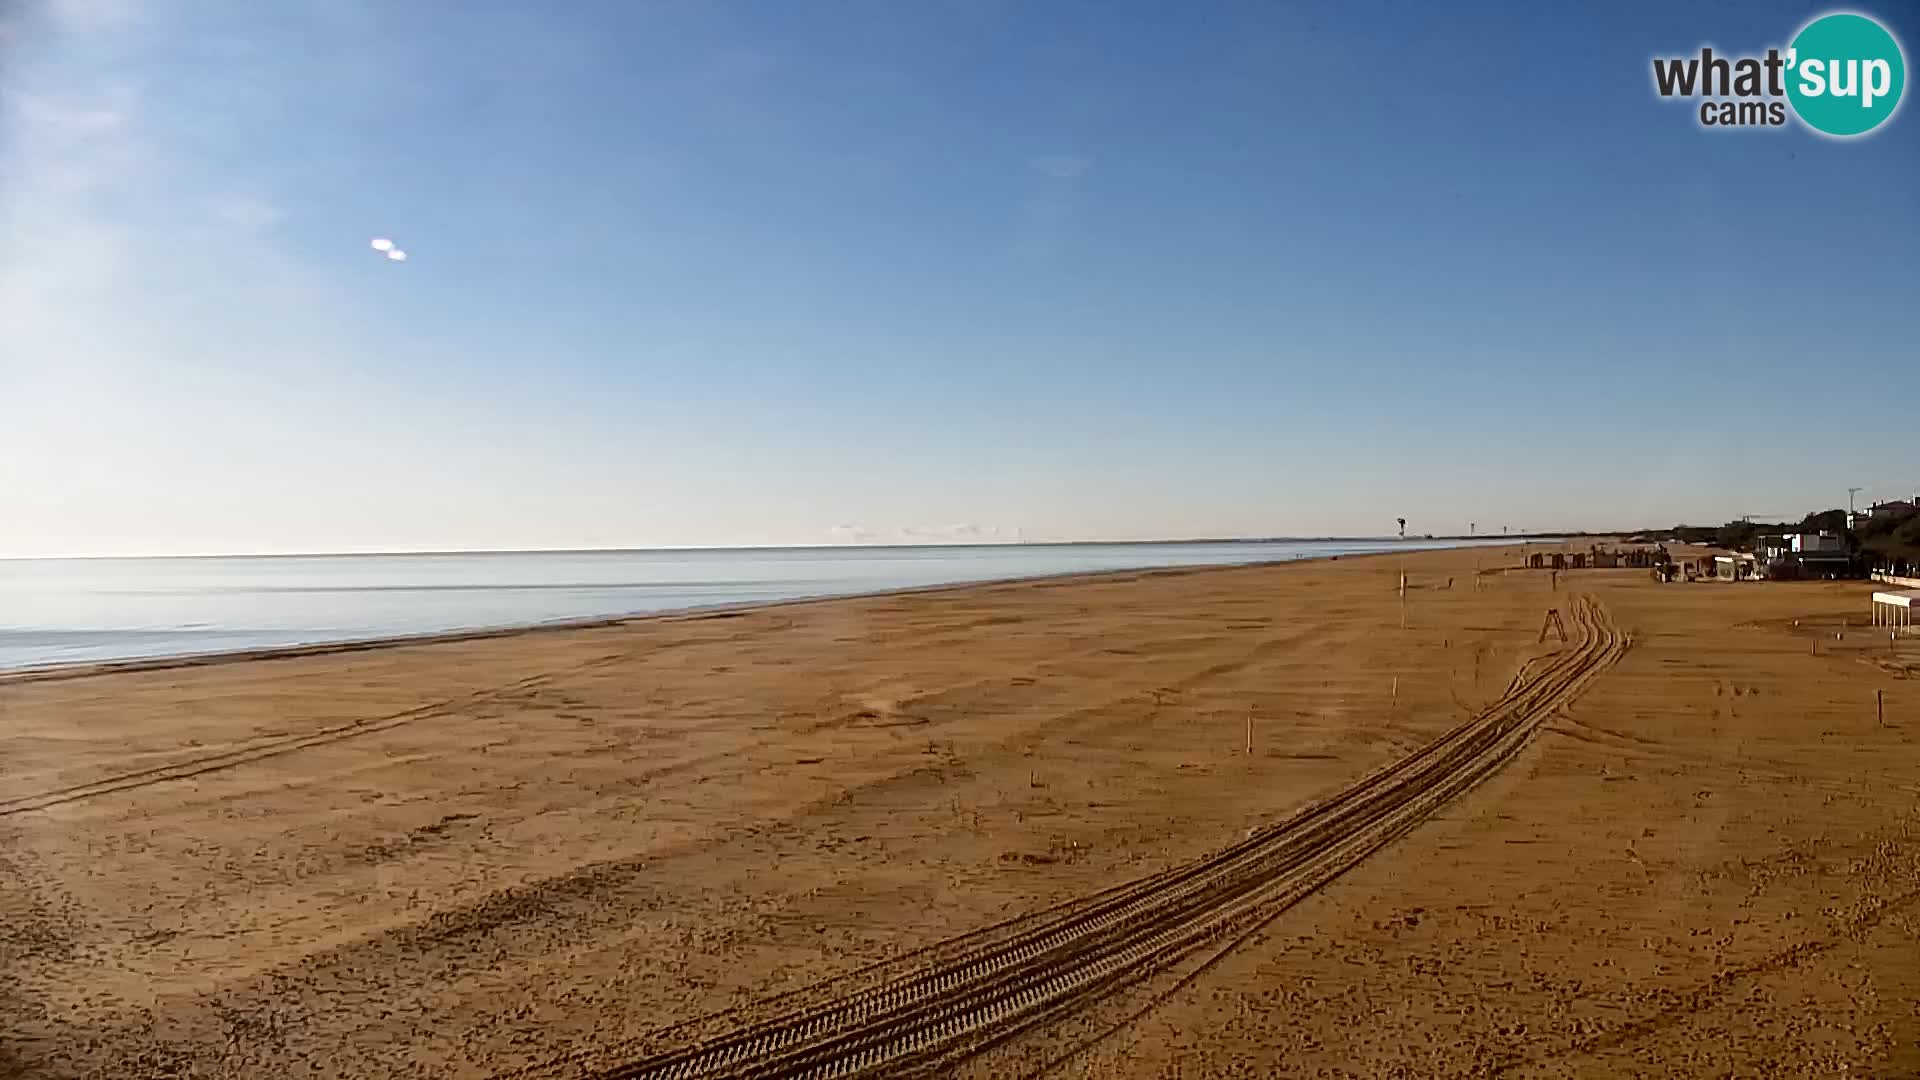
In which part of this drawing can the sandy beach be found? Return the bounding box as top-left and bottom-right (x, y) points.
(3, 544), (1916, 1078)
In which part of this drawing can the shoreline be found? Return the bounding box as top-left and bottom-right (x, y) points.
(0, 546), (1429, 685)
(0, 542), (1522, 686)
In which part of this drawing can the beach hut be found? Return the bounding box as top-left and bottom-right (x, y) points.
(1872, 591), (1919, 632)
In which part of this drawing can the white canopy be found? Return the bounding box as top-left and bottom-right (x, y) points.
(1872, 590), (1920, 628)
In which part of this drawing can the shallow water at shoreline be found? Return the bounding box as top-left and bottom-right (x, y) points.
(0, 539), (1513, 669)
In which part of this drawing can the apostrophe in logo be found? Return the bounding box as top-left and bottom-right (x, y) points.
(1785, 13), (1905, 136)
(1651, 10), (1906, 138)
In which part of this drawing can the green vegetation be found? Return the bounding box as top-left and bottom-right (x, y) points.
(1641, 504), (1920, 573)
(1855, 511), (1920, 570)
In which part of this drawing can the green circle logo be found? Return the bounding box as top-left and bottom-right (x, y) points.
(1786, 13), (1906, 136)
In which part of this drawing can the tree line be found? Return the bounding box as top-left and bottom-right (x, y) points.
(1639, 505), (1920, 571)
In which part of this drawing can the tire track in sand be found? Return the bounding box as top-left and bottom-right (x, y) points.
(0, 693), (519, 818)
(507, 594), (1628, 1080)
(0, 643), (673, 817)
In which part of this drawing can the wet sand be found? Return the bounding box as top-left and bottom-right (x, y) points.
(2, 546), (1916, 1077)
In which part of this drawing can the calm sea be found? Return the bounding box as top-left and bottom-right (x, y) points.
(0, 540), (1504, 671)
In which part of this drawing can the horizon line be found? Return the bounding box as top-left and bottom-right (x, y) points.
(1, 533), (1592, 562)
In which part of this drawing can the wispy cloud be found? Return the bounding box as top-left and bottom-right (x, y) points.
(14, 91), (125, 136)
(0, 4), (359, 350)
(0, 86), (141, 340)
(829, 523), (1012, 545)
(0, 1), (405, 553)
(5, 87), (139, 197)
(49, 0), (138, 31)
(1030, 153), (1092, 180)
(213, 193), (284, 229)
(902, 523), (1004, 541)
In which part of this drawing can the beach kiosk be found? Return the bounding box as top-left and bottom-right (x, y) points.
(1871, 590), (1919, 632)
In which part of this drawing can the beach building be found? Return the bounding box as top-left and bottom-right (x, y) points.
(1760, 533), (1845, 559)
(1792, 533), (1847, 556)
(1871, 591), (1919, 632)
(1756, 533), (1853, 580)
(1868, 499), (1917, 521)
(1791, 533), (1852, 578)
(1713, 553), (1759, 581)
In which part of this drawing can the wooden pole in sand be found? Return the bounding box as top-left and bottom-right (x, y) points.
(1878, 690), (1886, 728)
(1246, 707), (1253, 755)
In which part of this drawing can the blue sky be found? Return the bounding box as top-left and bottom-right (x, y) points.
(2, 0), (1916, 556)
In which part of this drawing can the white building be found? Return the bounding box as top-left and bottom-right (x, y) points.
(1791, 533), (1846, 555)
(1872, 590), (1919, 632)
